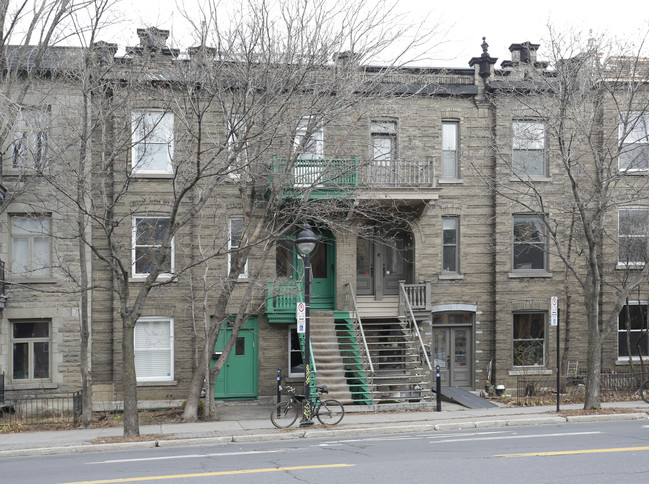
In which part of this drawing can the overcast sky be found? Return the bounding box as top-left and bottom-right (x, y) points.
(110, 0), (649, 68)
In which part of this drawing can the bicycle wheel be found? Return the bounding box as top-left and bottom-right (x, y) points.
(316, 399), (344, 425)
(641, 379), (649, 404)
(270, 401), (299, 428)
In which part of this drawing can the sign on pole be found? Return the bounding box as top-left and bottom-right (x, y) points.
(297, 302), (306, 333)
(550, 296), (558, 326)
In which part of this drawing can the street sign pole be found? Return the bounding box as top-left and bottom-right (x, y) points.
(550, 297), (559, 412)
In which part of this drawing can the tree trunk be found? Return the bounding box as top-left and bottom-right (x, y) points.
(122, 320), (139, 436)
(584, 308), (602, 409)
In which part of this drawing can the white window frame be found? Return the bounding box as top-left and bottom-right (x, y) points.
(227, 117), (248, 178)
(132, 216), (174, 278)
(512, 121), (546, 177)
(294, 116), (324, 159)
(11, 215), (51, 277)
(442, 216), (459, 273)
(617, 301), (649, 360)
(618, 207), (649, 266)
(288, 325), (304, 377)
(228, 217), (248, 278)
(512, 214), (547, 271)
(131, 110), (174, 175)
(11, 320), (51, 381)
(12, 108), (49, 169)
(619, 111), (649, 172)
(441, 120), (459, 179)
(513, 312), (546, 367)
(134, 317), (174, 382)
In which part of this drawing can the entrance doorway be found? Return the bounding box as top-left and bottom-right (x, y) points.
(432, 312), (473, 388)
(309, 230), (335, 310)
(213, 316), (258, 399)
(356, 229), (412, 298)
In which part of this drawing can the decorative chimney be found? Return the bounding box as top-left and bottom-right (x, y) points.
(137, 27), (170, 51)
(469, 37), (497, 80)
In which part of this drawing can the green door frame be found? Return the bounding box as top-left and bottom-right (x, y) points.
(295, 229), (335, 311)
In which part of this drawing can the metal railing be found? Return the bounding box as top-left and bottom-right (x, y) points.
(399, 283), (432, 372)
(363, 157), (436, 188)
(345, 283), (374, 380)
(269, 156), (359, 189)
(516, 369), (649, 404)
(0, 387), (82, 427)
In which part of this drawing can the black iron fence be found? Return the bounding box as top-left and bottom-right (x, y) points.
(1, 374), (82, 427)
(516, 369), (649, 405)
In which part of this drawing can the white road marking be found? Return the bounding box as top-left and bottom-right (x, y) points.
(89, 449), (285, 464)
(428, 431), (600, 444)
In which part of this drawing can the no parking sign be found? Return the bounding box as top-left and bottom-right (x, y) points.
(297, 302), (306, 333)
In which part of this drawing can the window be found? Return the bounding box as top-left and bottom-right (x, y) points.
(370, 120), (397, 184)
(227, 118), (248, 178)
(441, 121), (459, 179)
(294, 116), (323, 159)
(512, 121), (545, 177)
(442, 216), (459, 273)
(132, 111), (174, 174)
(132, 216), (173, 276)
(618, 207), (649, 265)
(12, 321), (50, 380)
(513, 215), (547, 271)
(11, 215), (51, 276)
(619, 112), (649, 171)
(134, 318), (174, 381)
(513, 312), (545, 366)
(289, 326), (304, 377)
(228, 217), (248, 278)
(276, 239), (294, 279)
(12, 108), (49, 169)
(618, 303), (649, 359)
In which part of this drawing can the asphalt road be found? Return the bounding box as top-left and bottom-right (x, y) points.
(4, 420), (649, 483)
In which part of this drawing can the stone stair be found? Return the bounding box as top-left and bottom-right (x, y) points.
(309, 311), (354, 404)
(362, 319), (431, 402)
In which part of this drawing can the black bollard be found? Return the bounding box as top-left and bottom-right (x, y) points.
(436, 365), (442, 412)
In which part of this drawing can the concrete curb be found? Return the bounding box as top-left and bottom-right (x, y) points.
(2, 412), (648, 458)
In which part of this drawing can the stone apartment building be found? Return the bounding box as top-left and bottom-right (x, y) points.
(1, 30), (647, 409)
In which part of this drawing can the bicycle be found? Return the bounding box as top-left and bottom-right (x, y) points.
(640, 378), (649, 404)
(270, 384), (345, 428)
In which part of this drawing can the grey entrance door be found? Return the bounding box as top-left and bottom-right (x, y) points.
(433, 326), (472, 388)
(356, 232), (412, 297)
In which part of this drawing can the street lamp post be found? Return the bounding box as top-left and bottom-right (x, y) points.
(295, 224), (318, 427)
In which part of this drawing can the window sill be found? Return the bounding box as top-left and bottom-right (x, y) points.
(130, 172), (174, 179)
(618, 169), (649, 175)
(615, 359), (649, 365)
(439, 273), (464, 280)
(509, 176), (552, 183)
(9, 277), (57, 284)
(508, 271), (553, 278)
(129, 275), (176, 283)
(6, 381), (57, 390)
(616, 263), (645, 270)
(508, 368), (552, 376)
(438, 178), (463, 184)
(137, 380), (177, 386)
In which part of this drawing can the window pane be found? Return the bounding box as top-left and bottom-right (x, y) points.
(513, 122), (544, 149)
(513, 243), (545, 269)
(513, 313), (545, 339)
(372, 136), (393, 162)
(14, 321), (49, 338)
(276, 240), (293, 278)
(442, 123), (457, 150)
(33, 237), (50, 274)
(12, 237), (29, 273)
(513, 150), (545, 176)
(13, 342), (29, 379)
(442, 246), (457, 272)
(33, 342), (49, 378)
(235, 337), (245, 356)
(619, 144), (649, 170)
(513, 312), (545, 366)
(230, 218), (244, 248)
(441, 151), (457, 178)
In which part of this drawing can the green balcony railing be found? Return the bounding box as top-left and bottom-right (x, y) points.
(269, 156), (359, 194)
(265, 280), (303, 323)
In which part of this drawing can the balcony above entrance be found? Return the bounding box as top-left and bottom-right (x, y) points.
(267, 156), (441, 204)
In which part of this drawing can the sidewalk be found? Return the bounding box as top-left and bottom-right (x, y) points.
(1, 400), (648, 458)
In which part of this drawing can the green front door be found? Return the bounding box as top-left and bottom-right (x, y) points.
(308, 230), (335, 310)
(213, 316), (258, 399)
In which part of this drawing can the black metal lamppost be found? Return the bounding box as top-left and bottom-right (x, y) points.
(295, 224), (318, 427)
